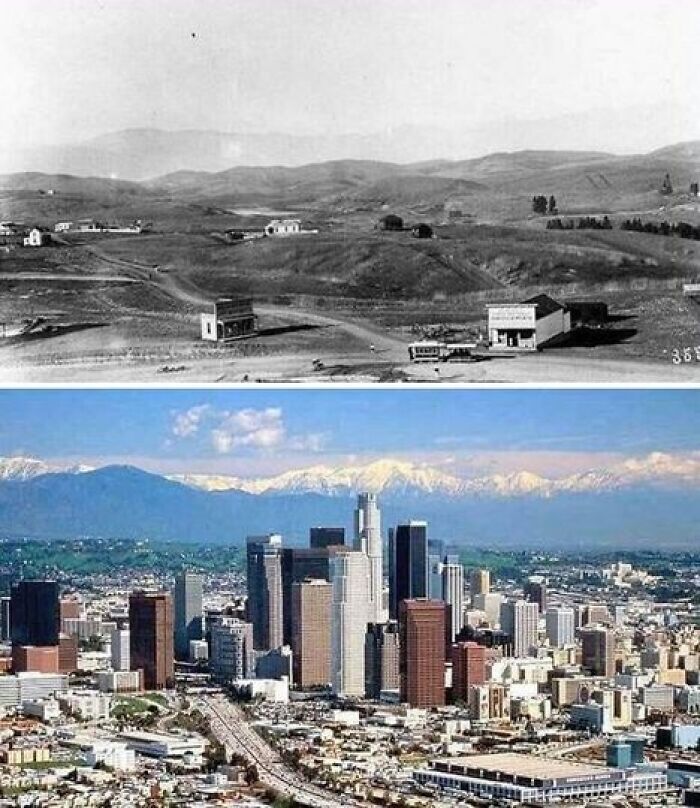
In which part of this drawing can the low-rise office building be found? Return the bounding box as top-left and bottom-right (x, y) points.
(414, 753), (666, 804)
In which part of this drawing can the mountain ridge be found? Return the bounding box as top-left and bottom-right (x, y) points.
(1, 453), (698, 500)
(0, 462), (696, 548)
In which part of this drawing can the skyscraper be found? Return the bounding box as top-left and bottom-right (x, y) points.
(500, 599), (539, 657)
(581, 626), (615, 678)
(129, 592), (174, 690)
(291, 579), (332, 688)
(281, 546), (337, 645)
(10, 581), (60, 647)
(365, 621), (400, 700)
(0, 597), (10, 643)
(390, 521), (428, 618)
(452, 641), (487, 703)
(354, 493), (385, 623)
(174, 571), (203, 661)
(524, 576), (548, 612)
(210, 617), (254, 682)
(546, 606), (575, 648)
(246, 534), (284, 651)
(111, 627), (130, 671)
(399, 599), (446, 708)
(309, 527), (345, 549)
(470, 569), (490, 600)
(428, 539), (445, 600)
(442, 561), (464, 643)
(330, 550), (369, 697)
(473, 592), (503, 627)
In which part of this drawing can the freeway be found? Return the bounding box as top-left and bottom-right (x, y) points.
(198, 693), (366, 808)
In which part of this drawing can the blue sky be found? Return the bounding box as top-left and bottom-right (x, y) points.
(0, 388), (697, 479)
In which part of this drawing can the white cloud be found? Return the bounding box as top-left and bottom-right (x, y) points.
(170, 405), (326, 456)
(210, 408), (286, 454)
(171, 405), (211, 438)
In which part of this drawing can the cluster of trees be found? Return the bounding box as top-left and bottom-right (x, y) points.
(546, 216), (612, 231)
(532, 195), (557, 215)
(621, 218), (700, 240)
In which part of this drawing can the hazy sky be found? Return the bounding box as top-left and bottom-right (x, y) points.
(3, 0), (700, 151)
(0, 388), (697, 478)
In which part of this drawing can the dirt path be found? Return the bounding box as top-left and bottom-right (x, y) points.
(0, 272), (137, 283)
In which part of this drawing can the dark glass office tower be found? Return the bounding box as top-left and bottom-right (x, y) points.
(246, 535), (284, 651)
(309, 527), (345, 549)
(10, 581), (60, 646)
(389, 521), (428, 618)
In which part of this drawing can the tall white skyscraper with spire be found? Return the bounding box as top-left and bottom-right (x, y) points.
(354, 492), (385, 623)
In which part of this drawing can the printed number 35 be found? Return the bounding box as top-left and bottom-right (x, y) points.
(671, 347), (700, 364)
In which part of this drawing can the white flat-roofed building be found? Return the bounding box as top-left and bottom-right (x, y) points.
(487, 294), (571, 351)
(17, 673), (68, 704)
(231, 677), (289, 703)
(189, 639), (208, 662)
(97, 669), (142, 693)
(264, 219), (301, 237)
(118, 729), (206, 760)
(58, 690), (111, 721)
(414, 752), (667, 803)
(546, 606), (576, 648)
(83, 739), (136, 771)
(22, 698), (61, 722)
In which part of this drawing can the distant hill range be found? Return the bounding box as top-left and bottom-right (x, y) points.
(1, 139), (699, 214)
(3, 99), (698, 180)
(0, 458), (697, 550)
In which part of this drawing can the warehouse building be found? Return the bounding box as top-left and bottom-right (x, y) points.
(487, 294), (571, 351)
(201, 297), (258, 343)
(414, 753), (666, 804)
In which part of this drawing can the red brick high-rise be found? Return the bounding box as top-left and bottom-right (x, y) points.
(58, 635), (78, 674)
(12, 645), (59, 674)
(452, 641), (486, 703)
(399, 599), (446, 708)
(129, 592), (174, 690)
(291, 579), (332, 688)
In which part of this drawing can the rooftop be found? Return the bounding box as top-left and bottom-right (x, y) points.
(433, 752), (609, 781)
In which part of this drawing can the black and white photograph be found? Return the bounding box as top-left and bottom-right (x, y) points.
(2, 0), (700, 382)
(1, 3), (700, 804)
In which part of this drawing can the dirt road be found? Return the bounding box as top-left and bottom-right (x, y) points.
(1, 241), (697, 382)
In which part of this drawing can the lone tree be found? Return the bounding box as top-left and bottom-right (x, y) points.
(548, 195), (557, 214)
(412, 223), (433, 239)
(532, 195), (548, 215)
(379, 214), (404, 231)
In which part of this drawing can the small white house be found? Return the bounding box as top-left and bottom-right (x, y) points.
(264, 219), (301, 237)
(23, 228), (49, 247)
(54, 222), (73, 232)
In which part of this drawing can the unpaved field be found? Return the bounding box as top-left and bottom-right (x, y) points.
(1, 234), (699, 383)
(1, 313), (697, 383)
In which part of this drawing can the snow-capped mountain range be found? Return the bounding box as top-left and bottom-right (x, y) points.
(0, 456), (93, 482)
(0, 453), (697, 500)
(170, 454), (700, 499)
